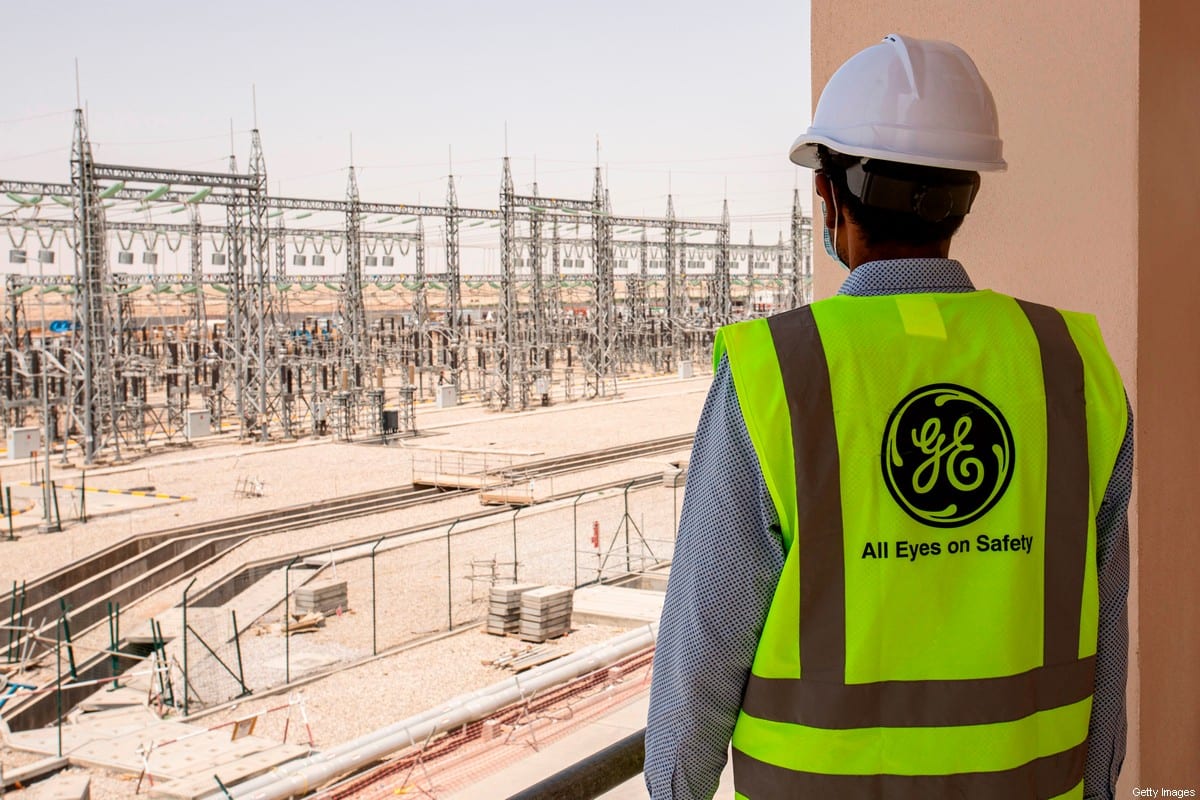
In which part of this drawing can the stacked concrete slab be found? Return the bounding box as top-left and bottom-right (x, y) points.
(293, 580), (348, 616)
(487, 583), (542, 636)
(519, 586), (574, 643)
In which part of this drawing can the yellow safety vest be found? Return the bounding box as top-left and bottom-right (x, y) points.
(714, 291), (1127, 800)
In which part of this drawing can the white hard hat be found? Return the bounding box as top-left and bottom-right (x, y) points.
(790, 34), (1006, 172)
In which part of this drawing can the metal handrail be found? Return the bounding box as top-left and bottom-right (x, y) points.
(505, 728), (646, 800)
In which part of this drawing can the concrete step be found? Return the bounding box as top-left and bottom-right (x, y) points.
(29, 770), (90, 800)
(0, 756), (69, 791)
(147, 743), (310, 800)
(571, 585), (664, 628)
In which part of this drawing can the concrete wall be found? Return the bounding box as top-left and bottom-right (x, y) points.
(1136, 0), (1200, 787)
(810, 0), (1200, 790)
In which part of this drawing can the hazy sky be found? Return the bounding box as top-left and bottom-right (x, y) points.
(2, 1), (812, 248)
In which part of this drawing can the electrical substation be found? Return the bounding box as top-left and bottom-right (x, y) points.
(0, 111), (805, 799)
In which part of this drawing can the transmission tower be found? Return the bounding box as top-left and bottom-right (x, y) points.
(240, 129), (274, 441)
(775, 231), (787, 310)
(188, 206), (207, 341)
(529, 180), (546, 375)
(69, 108), (119, 463)
(444, 173), (462, 390)
(413, 214), (428, 325)
(790, 187), (809, 307)
(714, 197), (732, 325)
(663, 194), (678, 364)
(340, 163), (367, 391)
(586, 170), (616, 397)
(550, 215), (562, 325)
(675, 199), (688, 354)
(497, 157), (517, 408)
(273, 201), (290, 324)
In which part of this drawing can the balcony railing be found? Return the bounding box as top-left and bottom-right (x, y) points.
(506, 728), (646, 800)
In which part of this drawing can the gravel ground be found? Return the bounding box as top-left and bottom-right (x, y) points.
(0, 375), (703, 797)
(195, 621), (631, 746)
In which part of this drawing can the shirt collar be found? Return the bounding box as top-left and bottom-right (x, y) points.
(836, 258), (976, 297)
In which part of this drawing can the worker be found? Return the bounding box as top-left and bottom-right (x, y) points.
(645, 34), (1132, 800)
(314, 399), (328, 435)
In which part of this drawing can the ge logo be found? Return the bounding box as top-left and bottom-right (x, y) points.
(881, 384), (1014, 528)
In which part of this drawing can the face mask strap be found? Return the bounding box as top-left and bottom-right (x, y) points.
(822, 191), (850, 272)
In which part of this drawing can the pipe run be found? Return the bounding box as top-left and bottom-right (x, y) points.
(202, 623), (658, 800)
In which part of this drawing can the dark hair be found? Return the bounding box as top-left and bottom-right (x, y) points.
(816, 145), (975, 248)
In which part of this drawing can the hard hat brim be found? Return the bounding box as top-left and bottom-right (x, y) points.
(789, 131), (1008, 173)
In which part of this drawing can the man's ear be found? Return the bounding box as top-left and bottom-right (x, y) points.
(814, 172), (837, 229)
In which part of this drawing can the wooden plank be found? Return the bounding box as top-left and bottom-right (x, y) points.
(510, 649), (571, 673)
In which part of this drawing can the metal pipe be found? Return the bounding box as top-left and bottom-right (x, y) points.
(511, 506), (523, 582)
(370, 535), (385, 655)
(283, 556), (300, 683)
(107, 601), (119, 689)
(55, 616), (62, 757)
(7, 581), (16, 664)
(204, 624), (658, 800)
(231, 609), (247, 697)
(572, 491), (586, 589)
(623, 480), (635, 573)
(445, 518), (461, 631)
(182, 577), (196, 716)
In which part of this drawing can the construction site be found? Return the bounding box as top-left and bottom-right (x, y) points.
(0, 109), (812, 799)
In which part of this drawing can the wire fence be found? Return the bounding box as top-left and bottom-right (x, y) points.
(172, 480), (678, 711)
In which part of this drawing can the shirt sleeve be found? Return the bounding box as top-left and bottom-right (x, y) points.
(644, 355), (784, 800)
(1084, 393), (1134, 800)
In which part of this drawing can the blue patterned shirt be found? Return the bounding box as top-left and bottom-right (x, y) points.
(645, 258), (1132, 800)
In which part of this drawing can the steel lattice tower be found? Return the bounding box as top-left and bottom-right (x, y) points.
(790, 188), (809, 307)
(340, 164), (367, 390)
(444, 173), (462, 388)
(776, 231), (787, 310)
(188, 206), (207, 342)
(69, 108), (119, 463)
(529, 181), (546, 373)
(586, 170), (616, 396)
(714, 198), (732, 325)
(497, 157), (517, 408)
(413, 214), (428, 326)
(273, 210), (286, 283)
(225, 148), (246, 423)
(241, 129), (274, 441)
(675, 198), (688, 355)
(550, 216), (562, 324)
(663, 194), (678, 362)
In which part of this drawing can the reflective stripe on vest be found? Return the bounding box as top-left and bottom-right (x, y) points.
(719, 293), (1126, 800)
